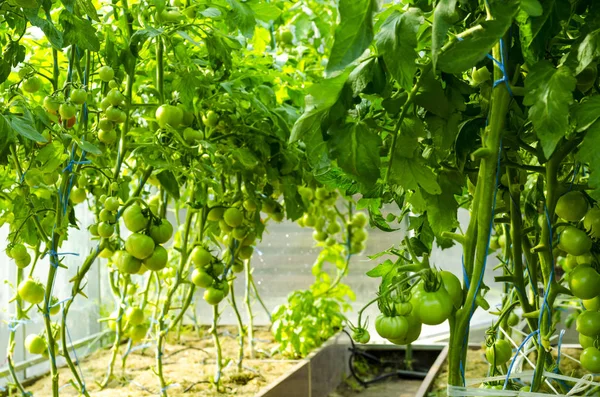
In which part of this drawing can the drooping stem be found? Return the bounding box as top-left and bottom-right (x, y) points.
(244, 258), (255, 358)
(211, 305), (223, 390)
(100, 276), (129, 388)
(7, 268), (30, 397)
(228, 279), (245, 372)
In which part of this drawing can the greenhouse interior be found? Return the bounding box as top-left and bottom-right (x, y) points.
(1, 0), (600, 396)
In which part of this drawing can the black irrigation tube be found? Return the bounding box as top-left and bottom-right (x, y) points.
(342, 330), (430, 388)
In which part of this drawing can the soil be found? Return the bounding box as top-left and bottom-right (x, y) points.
(26, 326), (299, 396)
(429, 346), (587, 396)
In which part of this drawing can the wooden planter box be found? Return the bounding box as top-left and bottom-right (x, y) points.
(257, 332), (449, 397)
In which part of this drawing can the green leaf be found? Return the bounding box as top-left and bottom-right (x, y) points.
(521, 0), (543, 16)
(6, 115), (47, 143)
(366, 259), (394, 278)
(415, 71), (449, 118)
(328, 122), (381, 187)
(394, 117), (425, 159)
(347, 58), (385, 97)
(200, 7), (221, 18)
(576, 121), (600, 201)
(437, 1), (518, 73)
(0, 115), (17, 165)
(422, 170), (462, 244)
(390, 156), (441, 195)
(517, 0), (569, 65)
(129, 28), (163, 58)
(156, 170), (180, 200)
(282, 177), (305, 221)
(326, 0), (375, 75)
(573, 96), (600, 132)
(76, 0), (99, 21)
(575, 30), (600, 75)
(250, 2), (281, 22)
(23, 8), (63, 48)
(226, 0), (255, 38)
(523, 61), (576, 157)
(59, 12), (100, 51)
(232, 147), (259, 169)
(375, 9), (422, 91)
(431, 0), (457, 70)
(77, 140), (102, 156)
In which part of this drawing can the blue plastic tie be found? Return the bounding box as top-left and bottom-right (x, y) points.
(44, 250), (79, 268)
(62, 159), (92, 173)
(503, 330), (539, 390)
(8, 318), (29, 332)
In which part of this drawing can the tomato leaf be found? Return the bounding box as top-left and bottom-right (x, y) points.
(129, 28), (163, 58)
(573, 96), (600, 132)
(77, 140), (102, 156)
(282, 177), (305, 221)
(200, 7), (221, 18)
(366, 259), (395, 278)
(226, 0), (255, 38)
(521, 0), (543, 17)
(156, 170), (180, 200)
(390, 156), (441, 195)
(76, 0), (100, 21)
(524, 61), (576, 157)
(326, 0), (375, 75)
(328, 121), (381, 188)
(59, 12), (100, 51)
(431, 0), (457, 71)
(576, 121), (600, 201)
(250, 2), (281, 22)
(575, 30), (600, 75)
(0, 115), (17, 165)
(23, 8), (63, 49)
(437, 1), (518, 73)
(422, 171), (462, 246)
(6, 115), (47, 143)
(375, 9), (422, 91)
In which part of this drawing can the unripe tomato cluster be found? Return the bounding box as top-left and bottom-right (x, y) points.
(297, 186), (368, 254)
(96, 68), (126, 145)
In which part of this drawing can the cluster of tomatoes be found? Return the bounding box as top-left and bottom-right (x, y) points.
(297, 186), (368, 254)
(95, 66), (127, 145)
(549, 191), (600, 373)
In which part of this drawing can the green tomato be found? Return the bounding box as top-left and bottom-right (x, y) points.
(127, 324), (148, 342)
(576, 310), (600, 337)
(202, 110), (219, 128)
(123, 204), (148, 232)
(18, 65), (34, 79)
(99, 129), (117, 145)
(143, 245), (169, 271)
(375, 315), (408, 340)
(23, 76), (41, 93)
(25, 334), (47, 355)
(584, 296), (600, 311)
(191, 268), (213, 288)
(191, 246), (212, 267)
(507, 312), (519, 327)
(568, 264), (600, 299)
(104, 197), (120, 212)
(579, 333), (596, 349)
(387, 312), (422, 345)
(59, 103), (77, 119)
(70, 187), (87, 204)
(156, 104), (183, 128)
(126, 307), (144, 326)
(485, 339), (512, 366)
(43, 96), (61, 113)
(223, 207), (243, 228)
(556, 191), (588, 222)
(125, 233), (156, 260)
(239, 245), (254, 260)
(313, 230), (327, 242)
(97, 222), (114, 238)
(183, 127), (202, 143)
(207, 207), (225, 221)
(18, 278), (45, 304)
(559, 226), (592, 256)
(149, 219), (173, 244)
(584, 207), (600, 239)
(581, 347), (600, 373)
(417, 288), (453, 325)
(69, 88), (87, 105)
(352, 328), (370, 344)
(440, 270), (462, 309)
(113, 250), (142, 274)
(243, 199), (258, 212)
(98, 66), (115, 82)
(204, 286), (225, 305)
(562, 254), (579, 272)
(106, 88), (125, 106)
(351, 212), (368, 228)
(105, 106), (123, 122)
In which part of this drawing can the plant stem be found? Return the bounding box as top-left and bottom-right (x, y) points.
(100, 276), (129, 388)
(211, 305), (223, 390)
(7, 268), (29, 397)
(244, 258), (255, 358)
(447, 37), (511, 386)
(228, 279), (245, 372)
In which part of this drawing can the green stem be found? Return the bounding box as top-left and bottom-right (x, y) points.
(7, 268), (29, 397)
(447, 37), (511, 386)
(211, 305), (223, 390)
(100, 277), (129, 388)
(244, 258), (255, 359)
(228, 279), (245, 372)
